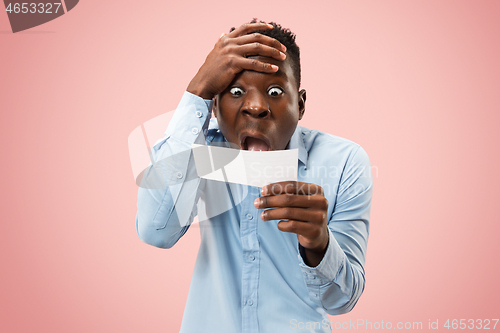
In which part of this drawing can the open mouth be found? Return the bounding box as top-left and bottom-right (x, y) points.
(241, 136), (271, 151)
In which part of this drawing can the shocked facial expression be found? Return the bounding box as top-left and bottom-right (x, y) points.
(214, 56), (306, 151)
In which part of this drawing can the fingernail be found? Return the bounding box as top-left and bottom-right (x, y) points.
(280, 52), (286, 59)
(261, 187), (267, 195)
(282, 45), (287, 52)
(254, 198), (260, 207)
(271, 65), (279, 71)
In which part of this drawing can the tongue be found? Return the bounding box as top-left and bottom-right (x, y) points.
(246, 137), (270, 151)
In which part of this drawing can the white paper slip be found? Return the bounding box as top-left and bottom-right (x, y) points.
(192, 144), (298, 187)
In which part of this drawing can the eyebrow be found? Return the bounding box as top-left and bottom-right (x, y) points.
(272, 68), (288, 80)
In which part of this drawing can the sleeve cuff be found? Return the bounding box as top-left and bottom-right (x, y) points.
(183, 90), (214, 112)
(164, 91), (213, 140)
(298, 228), (346, 286)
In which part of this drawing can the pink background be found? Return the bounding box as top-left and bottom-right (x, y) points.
(1, 0), (499, 332)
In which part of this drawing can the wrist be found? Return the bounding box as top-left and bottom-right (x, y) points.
(300, 233), (329, 267)
(187, 77), (214, 100)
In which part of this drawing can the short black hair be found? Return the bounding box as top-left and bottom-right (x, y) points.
(230, 19), (301, 88)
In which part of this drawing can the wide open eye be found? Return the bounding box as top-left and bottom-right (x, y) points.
(229, 87), (244, 96)
(267, 87), (283, 97)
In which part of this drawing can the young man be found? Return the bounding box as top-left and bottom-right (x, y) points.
(136, 20), (373, 333)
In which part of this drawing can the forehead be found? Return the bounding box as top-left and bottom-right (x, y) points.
(239, 55), (297, 88)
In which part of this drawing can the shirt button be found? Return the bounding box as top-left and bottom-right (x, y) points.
(195, 110), (203, 118)
(203, 129), (208, 136)
(246, 214), (253, 220)
(247, 299), (253, 306)
(248, 255), (255, 261)
(192, 128), (199, 135)
(176, 172), (183, 179)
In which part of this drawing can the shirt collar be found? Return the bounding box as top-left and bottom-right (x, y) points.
(287, 126), (308, 168)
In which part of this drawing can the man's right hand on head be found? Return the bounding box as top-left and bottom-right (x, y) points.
(186, 22), (287, 100)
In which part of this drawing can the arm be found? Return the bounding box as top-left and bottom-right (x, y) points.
(135, 92), (212, 248)
(136, 22), (288, 248)
(256, 146), (373, 314)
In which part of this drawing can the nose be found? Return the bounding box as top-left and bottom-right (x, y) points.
(241, 91), (271, 119)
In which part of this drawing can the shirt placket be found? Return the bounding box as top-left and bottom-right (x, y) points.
(240, 186), (261, 333)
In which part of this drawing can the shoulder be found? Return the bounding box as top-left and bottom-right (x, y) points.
(299, 126), (368, 164)
(297, 127), (372, 206)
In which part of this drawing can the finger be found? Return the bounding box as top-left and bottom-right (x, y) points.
(276, 220), (322, 240)
(229, 22), (273, 38)
(255, 193), (328, 209)
(237, 42), (286, 61)
(234, 33), (287, 53)
(261, 181), (325, 197)
(233, 57), (279, 73)
(215, 32), (228, 46)
(261, 207), (326, 223)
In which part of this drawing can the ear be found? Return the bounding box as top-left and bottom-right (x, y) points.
(298, 89), (306, 120)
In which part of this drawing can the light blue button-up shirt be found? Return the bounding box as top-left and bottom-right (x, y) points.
(136, 92), (373, 333)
